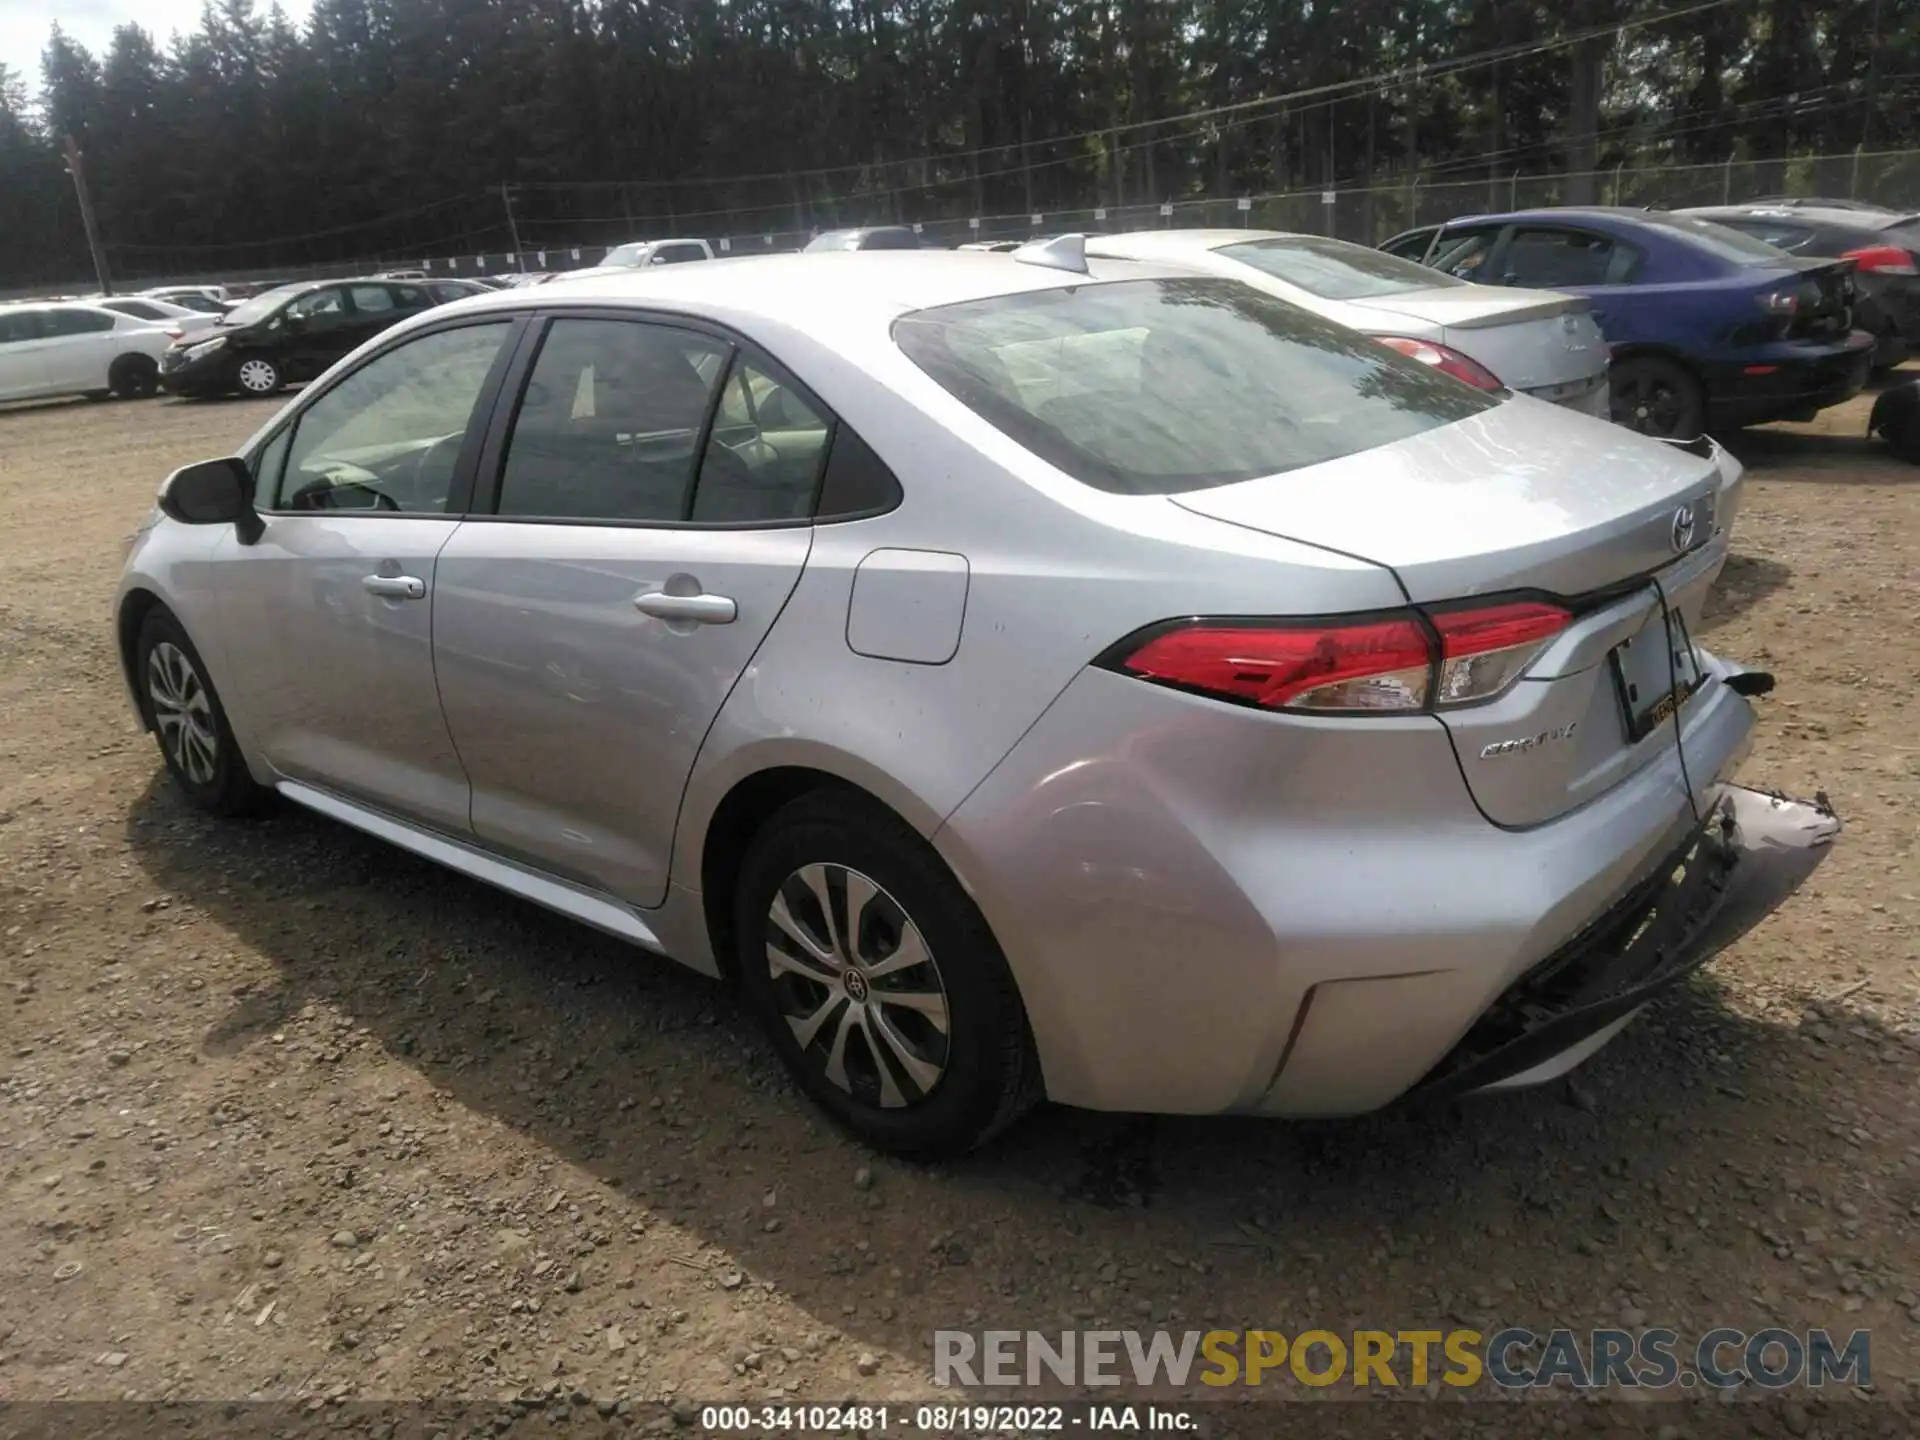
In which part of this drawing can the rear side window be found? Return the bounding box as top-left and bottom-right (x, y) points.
(111, 299), (169, 319)
(894, 277), (1492, 496)
(1218, 235), (1462, 299)
(44, 308), (116, 336)
(691, 355), (831, 523)
(1635, 212), (1791, 265)
(350, 285), (396, 314)
(0, 310), (43, 344)
(496, 319), (729, 522)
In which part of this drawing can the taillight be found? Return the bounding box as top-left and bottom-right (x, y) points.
(1375, 336), (1504, 392)
(1841, 244), (1919, 276)
(1108, 600), (1571, 715)
(163, 325), (184, 342)
(1429, 601), (1574, 706)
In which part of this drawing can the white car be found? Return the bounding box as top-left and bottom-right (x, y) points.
(1085, 229), (1611, 417)
(142, 286), (232, 315)
(0, 302), (172, 403)
(94, 295), (222, 339)
(599, 238), (716, 268)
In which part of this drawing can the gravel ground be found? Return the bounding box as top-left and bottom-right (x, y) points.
(0, 381), (1916, 1424)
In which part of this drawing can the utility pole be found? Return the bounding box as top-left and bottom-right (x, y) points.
(499, 183), (526, 272)
(63, 135), (112, 296)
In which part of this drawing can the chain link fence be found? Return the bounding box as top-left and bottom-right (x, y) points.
(17, 147), (1917, 296)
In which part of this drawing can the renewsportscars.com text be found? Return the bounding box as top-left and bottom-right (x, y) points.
(933, 1327), (1870, 1391)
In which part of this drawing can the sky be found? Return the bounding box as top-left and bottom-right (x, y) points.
(2, 0), (314, 100)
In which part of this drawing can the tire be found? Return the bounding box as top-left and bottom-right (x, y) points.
(233, 355), (283, 397)
(1609, 355), (1705, 440)
(109, 354), (159, 400)
(134, 609), (272, 817)
(732, 790), (1039, 1157)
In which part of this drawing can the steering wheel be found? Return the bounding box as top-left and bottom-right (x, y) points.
(288, 476), (401, 512)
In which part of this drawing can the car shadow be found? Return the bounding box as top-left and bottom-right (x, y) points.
(1718, 425), (1915, 481)
(123, 770), (1902, 1375)
(1698, 551), (1793, 635)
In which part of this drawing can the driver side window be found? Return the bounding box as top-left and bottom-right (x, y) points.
(276, 322), (511, 514)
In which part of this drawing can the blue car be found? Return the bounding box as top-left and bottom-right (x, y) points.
(1381, 207), (1875, 439)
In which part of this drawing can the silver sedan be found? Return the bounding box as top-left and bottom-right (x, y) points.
(1087, 228), (1612, 417)
(115, 241), (1836, 1156)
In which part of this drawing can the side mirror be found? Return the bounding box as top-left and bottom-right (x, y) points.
(160, 457), (264, 545)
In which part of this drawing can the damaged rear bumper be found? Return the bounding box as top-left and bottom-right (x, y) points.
(1417, 784), (1840, 1100)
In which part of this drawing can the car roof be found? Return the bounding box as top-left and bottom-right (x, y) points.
(459, 250), (1185, 329)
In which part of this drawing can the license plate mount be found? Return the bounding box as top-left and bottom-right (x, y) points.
(1610, 605), (1703, 743)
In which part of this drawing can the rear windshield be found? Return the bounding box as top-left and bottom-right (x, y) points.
(1633, 212), (1792, 264)
(1217, 235), (1464, 298)
(894, 277), (1494, 496)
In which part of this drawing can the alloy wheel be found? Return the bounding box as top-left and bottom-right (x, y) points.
(764, 863), (951, 1109)
(147, 640), (219, 785)
(1615, 373), (1684, 437)
(237, 359), (278, 394)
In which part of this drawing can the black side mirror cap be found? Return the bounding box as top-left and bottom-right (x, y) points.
(159, 457), (264, 544)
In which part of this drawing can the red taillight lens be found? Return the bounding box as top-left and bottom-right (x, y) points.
(1111, 601), (1572, 714)
(1429, 600), (1573, 706)
(1376, 336), (1504, 391)
(1118, 618), (1433, 713)
(1841, 244), (1919, 276)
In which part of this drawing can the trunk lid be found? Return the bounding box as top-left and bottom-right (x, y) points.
(1169, 397), (1723, 604)
(1344, 286), (1607, 392)
(1169, 400), (1735, 826)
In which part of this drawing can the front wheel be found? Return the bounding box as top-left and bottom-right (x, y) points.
(732, 791), (1039, 1157)
(135, 609), (271, 816)
(234, 356), (283, 397)
(1610, 356), (1705, 440)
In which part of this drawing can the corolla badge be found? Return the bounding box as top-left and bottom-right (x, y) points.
(1670, 503), (1697, 554)
(1480, 722), (1577, 760)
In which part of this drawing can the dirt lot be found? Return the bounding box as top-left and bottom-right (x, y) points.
(1, 382), (1917, 1425)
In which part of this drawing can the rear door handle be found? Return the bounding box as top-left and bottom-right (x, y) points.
(634, 591), (736, 625)
(363, 574), (426, 600)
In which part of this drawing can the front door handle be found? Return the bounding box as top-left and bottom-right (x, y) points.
(363, 574), (426, 600)
(634, 590), (736, 625)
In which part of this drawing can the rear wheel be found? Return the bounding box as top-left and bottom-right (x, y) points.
(1610, 356), (1705, 440)
(134, 609), (271, 816)
(109, 354), (159, 400)
(234, 356), (283, 397)
(732, 791), (1039, 1157)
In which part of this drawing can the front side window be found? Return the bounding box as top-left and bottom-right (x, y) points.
(1429, 227), (1501, 281)
(496, 319), (729, 522)
(691, 356), (831, 522)
(1218, 235), (1463, 299)
(895, 277), (1492, 496)
(285, 287), (349, 331)
(1501, 228), (1638, 287)
(1381, 229), (1437, 262)
(276, 321), (511, 513)
(0, 310), (44, 344)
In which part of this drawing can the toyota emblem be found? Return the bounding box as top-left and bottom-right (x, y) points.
(1670, 504), (1697, 554)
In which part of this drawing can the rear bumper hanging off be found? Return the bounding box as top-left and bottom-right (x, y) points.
(1417, 784), (1840, 1099)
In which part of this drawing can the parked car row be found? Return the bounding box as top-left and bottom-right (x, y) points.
(1381, 206), (1881, 438)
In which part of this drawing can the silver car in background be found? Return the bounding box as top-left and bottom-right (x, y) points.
(116, 242), (1835, 1157)
(1087, 228), (1611, 417)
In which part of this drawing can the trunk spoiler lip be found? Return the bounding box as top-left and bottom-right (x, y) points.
(1441, 293), (1596, 330)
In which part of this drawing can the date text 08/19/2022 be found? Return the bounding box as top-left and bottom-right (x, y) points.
(698, 1404), (1195, 1432)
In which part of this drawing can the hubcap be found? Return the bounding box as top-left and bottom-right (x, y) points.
(146, 641), (219, 785)
(238, 360), (276, 393)
(765, 864), (950, 1109)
